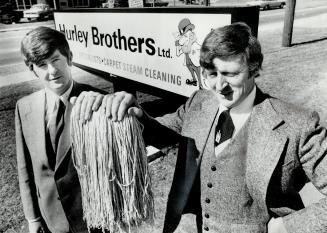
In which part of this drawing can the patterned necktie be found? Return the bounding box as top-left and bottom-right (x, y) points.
(49, 98), (66, 153)
(214, 110), (235, 147)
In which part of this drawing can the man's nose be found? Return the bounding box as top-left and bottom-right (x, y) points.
(216, 73), (227, 88)
(47, 63), (57, 75)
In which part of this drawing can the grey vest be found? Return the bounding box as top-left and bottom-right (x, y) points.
(200, 118), (268, 233)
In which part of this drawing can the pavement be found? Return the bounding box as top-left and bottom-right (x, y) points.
(0, 18), (54, 32)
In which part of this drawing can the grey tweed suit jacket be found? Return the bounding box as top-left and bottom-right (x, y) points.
(142, 87), (327, 233)
(15, 81), (106, 233)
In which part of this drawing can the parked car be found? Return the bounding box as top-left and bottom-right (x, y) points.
(247, 0), (286, 10)
(0, 3), (23, 24)
(23, 3), (53, 21)
(144, 0), (169, 7)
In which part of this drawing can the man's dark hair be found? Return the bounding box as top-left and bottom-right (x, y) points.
(21, 26), (71, 70)
(200, 22), (263, 74)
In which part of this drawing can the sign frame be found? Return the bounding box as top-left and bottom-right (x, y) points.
(54, 6), (259, 100)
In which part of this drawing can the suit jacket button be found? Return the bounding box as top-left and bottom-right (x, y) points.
(207, 182), (213, 188)
(204, 226), (209, 231)
(204, 213), (209, 218)
(205, 198), (210, 203)
(211, 165), (216, 171)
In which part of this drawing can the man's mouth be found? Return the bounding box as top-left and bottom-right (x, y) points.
(51, 76), (61, 81)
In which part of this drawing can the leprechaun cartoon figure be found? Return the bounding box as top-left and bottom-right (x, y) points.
(175, 18), (202, 88)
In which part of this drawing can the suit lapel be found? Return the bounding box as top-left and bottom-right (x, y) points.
(200, 102), (219, 164)
(194, 92), (220, 165)
(246, 90), (288, 216)
(25, 90), (49, 166)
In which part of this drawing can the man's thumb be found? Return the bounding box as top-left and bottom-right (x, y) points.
(70, 96), (77, 105)
(128, 107), (143, 118)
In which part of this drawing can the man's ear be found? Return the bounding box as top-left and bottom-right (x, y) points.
(32, 69), (39, 78)
(25, 61), (39, 78)
(24, 59), (33, 71)
(249, 67), (260, 78)
(68, 51), (73, 66)
(28, 63), (39, 78)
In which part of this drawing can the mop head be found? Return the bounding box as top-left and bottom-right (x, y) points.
(71, 106), (155, 233)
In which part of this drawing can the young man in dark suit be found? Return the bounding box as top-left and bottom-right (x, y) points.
(77, 22), (327, 233)
(15, 26), (104, 233)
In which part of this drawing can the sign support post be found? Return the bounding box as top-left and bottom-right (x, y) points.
(282, 0), (296, 47)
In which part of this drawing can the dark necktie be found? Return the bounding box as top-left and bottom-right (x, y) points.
(214, 110), (235, 147)
(49, 98), (66, 153)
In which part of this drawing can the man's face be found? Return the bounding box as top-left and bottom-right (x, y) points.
(32, 49), (73, 96)
(203, 55), (255, 109)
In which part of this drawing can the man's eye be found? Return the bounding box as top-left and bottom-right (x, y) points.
(209, 72), (217, 78)
(38, 63), (47, 68)
(222, 72), (238, 77)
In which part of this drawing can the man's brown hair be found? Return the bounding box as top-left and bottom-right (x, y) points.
(200, 22), (263, 75)
(21, 26), (71, 70)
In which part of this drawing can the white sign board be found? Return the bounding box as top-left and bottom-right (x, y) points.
(54, 11), (231, 97)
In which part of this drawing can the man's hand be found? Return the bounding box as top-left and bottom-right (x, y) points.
(268, 217), (288, 233)
(102, 91), (143, 121)
(70, 91), (104, 122)
(28, 221), (45, 233)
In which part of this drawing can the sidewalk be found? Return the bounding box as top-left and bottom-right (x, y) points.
(0, 19), (54, 32)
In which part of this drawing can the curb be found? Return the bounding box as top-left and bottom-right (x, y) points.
(0, 26), (38, 33)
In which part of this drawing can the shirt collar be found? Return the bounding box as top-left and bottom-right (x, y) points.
(60, 81), (73, 105)
(46, 82), (73, 112)
(218, 86), (256, 135)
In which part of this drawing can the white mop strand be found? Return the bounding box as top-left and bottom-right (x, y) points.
(71, 106), (154, 233)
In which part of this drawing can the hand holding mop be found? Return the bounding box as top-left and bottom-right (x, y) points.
(71, 105), (155, 233)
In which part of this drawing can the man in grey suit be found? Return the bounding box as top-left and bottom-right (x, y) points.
(15, 27), (105, 233)
(76, 22), (327, 233)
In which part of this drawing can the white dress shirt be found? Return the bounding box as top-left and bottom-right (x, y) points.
(45, 82), (73, 131)
(215, 86), (256, 156)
